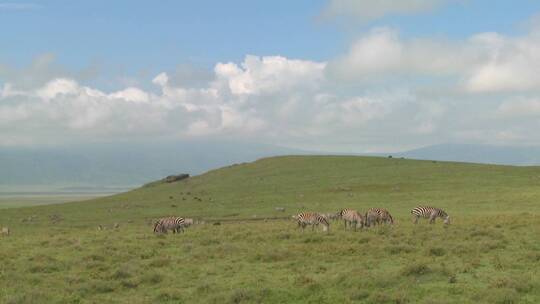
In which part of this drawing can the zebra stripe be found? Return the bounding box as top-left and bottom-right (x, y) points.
(365, 208), (394, 227)
(337, 208), (355, 229)
(293, 212), (330, 233)
(153, 217), (186, 233)
(340, 209), (365, 231)
(411, 206), (450, 225)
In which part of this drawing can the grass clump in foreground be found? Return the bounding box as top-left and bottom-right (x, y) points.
(1, 156), (540, 303)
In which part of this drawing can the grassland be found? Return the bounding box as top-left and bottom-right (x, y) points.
(1, 156), (540, 303)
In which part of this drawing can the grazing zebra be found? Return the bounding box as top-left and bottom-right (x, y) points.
(341, 209), (365, 231)
(292, 212), (330, 233)
(411, 206), (450, 225)
(365, 209), (380, 227)
(153, 217), (186, 233)
(337, 208), (355, 229)
(365, 208), (394, 227)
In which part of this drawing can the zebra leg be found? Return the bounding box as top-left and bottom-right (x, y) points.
(413, 215), (419, 224)
(429, 212), (437, 224)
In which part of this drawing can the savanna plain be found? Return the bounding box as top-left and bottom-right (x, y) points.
(1, 156), (539, 303)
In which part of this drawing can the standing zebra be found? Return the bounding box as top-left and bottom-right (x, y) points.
(365, 208), (394, 227)
(292, 212), (330, 233)
(340, 209), (365, 231)
(411, 206), (450, 225)
(153, 217), (186, 233)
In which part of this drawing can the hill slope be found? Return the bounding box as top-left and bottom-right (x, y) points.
(2, 156), (540, 303)
(3, 155), (540, 227)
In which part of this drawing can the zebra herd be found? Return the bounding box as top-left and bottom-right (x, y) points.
(293, 206), (450, 233)
(153, 206), (450, 234)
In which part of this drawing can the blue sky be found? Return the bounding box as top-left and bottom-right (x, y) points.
(1, 1), (337, 75)
(3, 0), (540, 78)
(3, 1), (540, 152)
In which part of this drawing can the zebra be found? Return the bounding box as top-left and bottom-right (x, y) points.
(411, 206), (450, 225)
(153, 217), (186, 233)
(337, 208), (355, 229)
(365, 208), (394, 227)
(337, 209), (365, 230)
(292, 212), (330, 233)
(340, 209), (365, 231)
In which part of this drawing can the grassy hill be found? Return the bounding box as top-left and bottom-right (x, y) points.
(1, 156), (540, 303)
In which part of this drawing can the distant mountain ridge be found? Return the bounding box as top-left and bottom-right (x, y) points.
(2, 142), (540, 190)
(0, 140), (305, 189)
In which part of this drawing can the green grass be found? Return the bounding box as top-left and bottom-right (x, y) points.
(1, 155), (540, 303)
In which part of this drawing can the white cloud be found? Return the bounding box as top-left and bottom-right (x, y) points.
(329, 26), (540, 96)
(109, 87), (150, 103)
(214, 55), (326, 95)
(465, 33), (540, 92)
(0, 56), (329, 146)
(6, 22), (540, 151)
(328, 27), (479, 80)
(322, 0), (449, 22)
(36, 78), (80, 101)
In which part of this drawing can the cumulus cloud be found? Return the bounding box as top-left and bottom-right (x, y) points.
(213, 55), (326, 95)
(328, 27), (481, 80)
(322, 0), (450, 22)
(329, 26), (540, 95)
(0, 56), (329, 146)
(6, 23), (540, 151)
(465, 32), (540, 92)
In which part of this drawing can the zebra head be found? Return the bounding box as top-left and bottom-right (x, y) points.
(443, 215), (451, 225)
